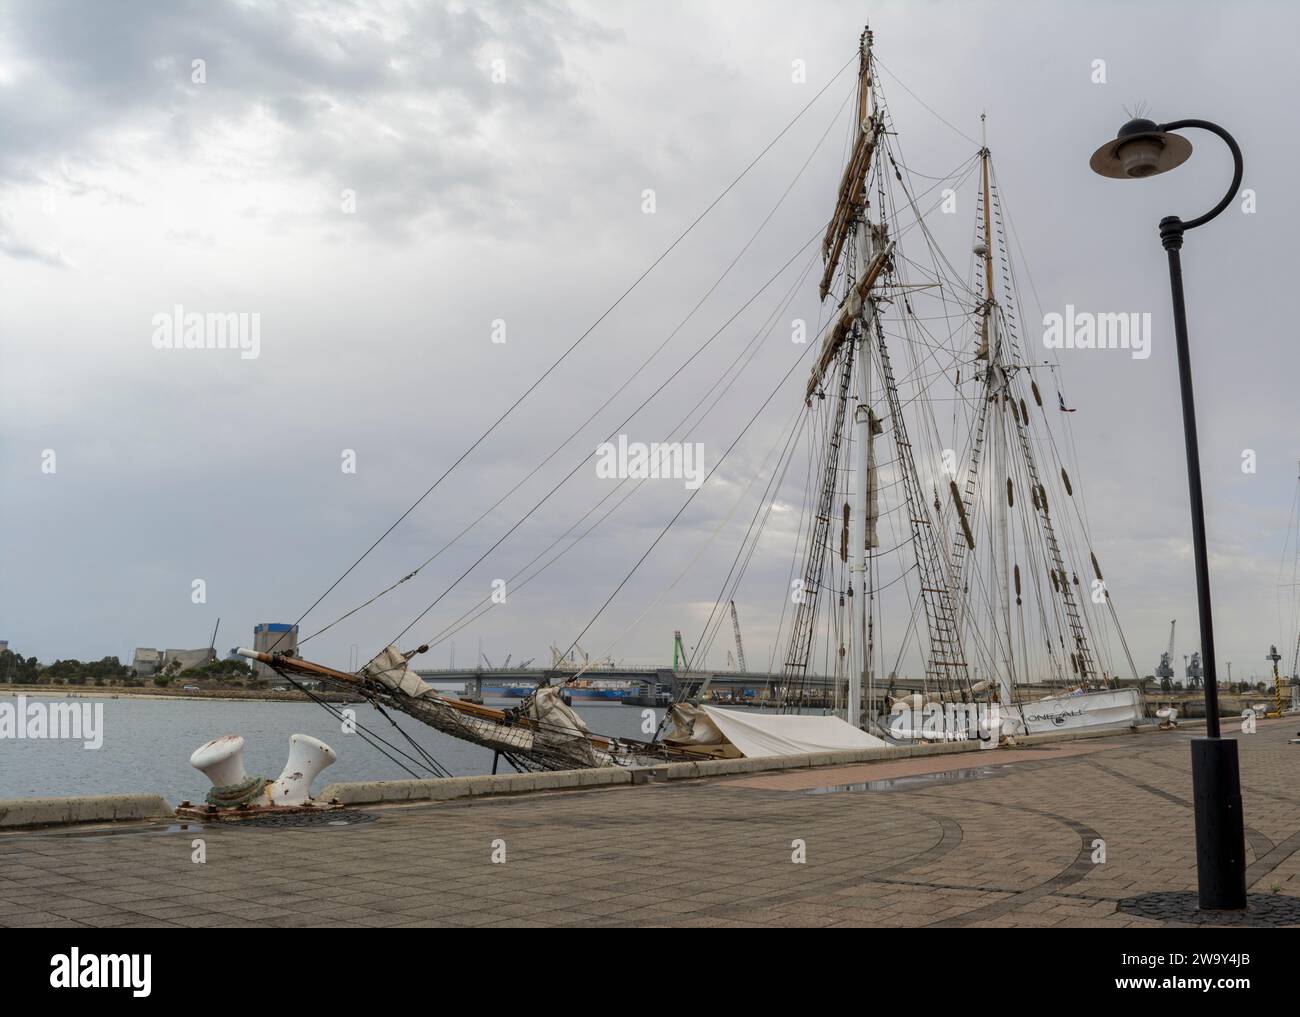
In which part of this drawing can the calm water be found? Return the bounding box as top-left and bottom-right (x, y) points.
(0, 695), (666, 803)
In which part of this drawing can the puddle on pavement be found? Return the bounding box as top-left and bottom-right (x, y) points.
(32, 821), (204, 839)
(807, 765), (1009, 794)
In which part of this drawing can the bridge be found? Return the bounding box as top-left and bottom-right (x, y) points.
(412, 665), (929, 705)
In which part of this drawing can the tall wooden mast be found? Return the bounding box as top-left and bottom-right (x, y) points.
(847, 25), (875, 730)
(981, 114), (995, 309)
(977, 118), (1099, 692)
(980, 113), (1018, 700)
(819, 26), (880, 300)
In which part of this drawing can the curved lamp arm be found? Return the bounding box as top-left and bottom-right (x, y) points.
(1158, 119), (1243, 240)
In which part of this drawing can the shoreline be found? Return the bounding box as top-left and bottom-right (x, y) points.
(0, 685), (358, 705)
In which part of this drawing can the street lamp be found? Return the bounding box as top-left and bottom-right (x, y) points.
(1090, 117), (1246, 911)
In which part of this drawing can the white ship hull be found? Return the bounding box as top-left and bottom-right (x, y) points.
(1002, 688), (1142, 736)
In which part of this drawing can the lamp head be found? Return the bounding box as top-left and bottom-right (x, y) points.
(1089, 118), (1193, 179)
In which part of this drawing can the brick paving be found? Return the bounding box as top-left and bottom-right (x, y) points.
(1, 719), (1298, 927)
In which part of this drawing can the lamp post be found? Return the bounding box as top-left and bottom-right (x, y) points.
(1089, 117), (1246, 911)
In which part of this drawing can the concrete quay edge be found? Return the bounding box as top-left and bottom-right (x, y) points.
(0, 794), (173, 829)
(318, 721), (1162, 805)
(2, 720), (1202, 825)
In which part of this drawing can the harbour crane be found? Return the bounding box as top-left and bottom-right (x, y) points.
(1267, 644), (1284, 716)
(729, 600), (748, 673)
(1155, 619), (1175, 689)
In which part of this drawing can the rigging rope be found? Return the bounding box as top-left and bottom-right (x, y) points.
(271, 47), (863, 654)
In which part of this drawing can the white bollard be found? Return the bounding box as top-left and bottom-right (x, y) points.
(270, 734), (337, 806)
(190, 735), (249, 788)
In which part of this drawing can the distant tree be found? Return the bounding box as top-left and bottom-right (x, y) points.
(0, 648), (40, 684)
(192, 658), (256, 678)
(35, 655), (130, 683)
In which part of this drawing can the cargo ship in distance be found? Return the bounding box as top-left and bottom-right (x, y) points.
(483, 678), (638, 701)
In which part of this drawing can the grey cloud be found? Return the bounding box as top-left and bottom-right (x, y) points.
(0, 0), (613, 237)
(2, 0), (1299, 687)
(0, 210), (72, 266)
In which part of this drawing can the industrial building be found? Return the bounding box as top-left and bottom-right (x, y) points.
(131, 648), (163, 676)
(130, 646), (216, 677)
(252, 623), (299, 679)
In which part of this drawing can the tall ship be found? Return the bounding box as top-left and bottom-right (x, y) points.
(242, 24), (1142, 771)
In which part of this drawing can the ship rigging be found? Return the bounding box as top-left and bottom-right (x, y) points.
(242, 24), (1143, 771)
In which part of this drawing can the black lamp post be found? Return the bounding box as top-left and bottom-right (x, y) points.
(1089, 117), (1246, 911)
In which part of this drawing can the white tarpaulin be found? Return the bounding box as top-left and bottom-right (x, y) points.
(695, 706), (887, 758)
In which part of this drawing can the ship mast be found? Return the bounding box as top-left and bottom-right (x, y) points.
(788, 24), (977, 720)
(973, 122), (1101, 693)
(979, 114), (1018, 704)
(848, 27), (876, 729)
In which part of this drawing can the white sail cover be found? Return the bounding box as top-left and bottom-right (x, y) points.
(524, 686), (603, 767)
(690, 706), (887, 757)
(362, 644), (434, 698)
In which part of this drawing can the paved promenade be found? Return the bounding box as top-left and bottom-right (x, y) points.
(2, 720), (1298, 927)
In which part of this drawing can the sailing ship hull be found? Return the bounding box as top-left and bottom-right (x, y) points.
(1002, 688), (1142, 736)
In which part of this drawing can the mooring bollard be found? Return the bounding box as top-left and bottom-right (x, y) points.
(186, 732), (339, 818)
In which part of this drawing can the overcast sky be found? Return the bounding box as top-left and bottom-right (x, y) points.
(3, 0), (1298, 684)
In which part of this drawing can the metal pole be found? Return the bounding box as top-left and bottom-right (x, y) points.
(1160, 229), (1221, 736)
(1155, 122), (1246, 907)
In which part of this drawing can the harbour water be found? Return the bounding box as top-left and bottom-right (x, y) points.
(0, 696), (667, 804)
